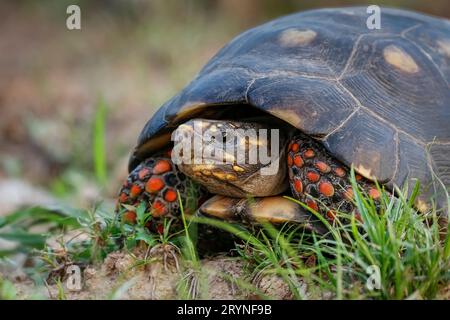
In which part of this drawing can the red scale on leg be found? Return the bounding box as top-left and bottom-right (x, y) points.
(304, 149), (315, 159)
(318, 180), (335, 197)
(293, 179), (303, 194)
(293, 155), (304, 167)
(287, 154), (293, 167)
(116, 151), (208, 234)
(138, 167), (151, 180)
(315, 161), (331, 173)
(129, 184), (143, 198)
(152, 199), (166, 217)
(164, 188), (177, 202)
(306, 170), (320, 183)
(123, 211), (137, 224)
(288, 135), (383, 223)
(306, 199), (319, 212)
(146, 177), (164, 193)
(153, 160), (172, 174)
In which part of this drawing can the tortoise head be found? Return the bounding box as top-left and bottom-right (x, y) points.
(171, 118), (289, 198)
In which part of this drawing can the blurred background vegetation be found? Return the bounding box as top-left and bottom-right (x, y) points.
(1, 0), (449, 214)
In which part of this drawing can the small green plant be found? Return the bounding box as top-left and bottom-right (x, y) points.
(176, 190), (205, 299)
(0, 276), (17, 300)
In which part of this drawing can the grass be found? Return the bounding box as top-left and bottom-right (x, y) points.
(0, 171), (449, 299)
(189, 170), (450, 300)
(92, 98), (108, 186)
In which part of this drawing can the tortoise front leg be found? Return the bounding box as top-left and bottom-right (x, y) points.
(116, 150), (207, 234)
(287, 134), (384, 222)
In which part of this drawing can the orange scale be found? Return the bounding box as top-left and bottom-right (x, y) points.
(319, 180), (335, 197)
(306, 171), (320, 183)
(306, 199), (319, 212)
(287, 154), (293, 167)
(152, 200), (166, 217)
(138, 167), (151, 180)
(119, 192), (128, 203)
(334, 167), (346, 177)
(326, 210), (336, 221)
(293, 179), (303, 193)
(130, 184), (143, 198)
(153, 160), (172, 174)
(315, 161), (331, 173)
(344, 187), (354, 200)
(164, 189), (177, 202)
(369, 188), (381, 200)
(146, 177), (165, 193)
(291, 143), (299, 152)
(293, 155), (304, 167)
(304, 149), (315, 158)
(123, 211), (137, 224)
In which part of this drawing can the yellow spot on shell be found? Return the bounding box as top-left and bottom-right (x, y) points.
(269, 109), (303, 128)
(279, 29), (317, 47)
(226, 173), (238, 181)
(383, 45), (419, 74)
(233, 165), (245, 172)
(355, 163), (375, 180)
(437, 39), (450, 58)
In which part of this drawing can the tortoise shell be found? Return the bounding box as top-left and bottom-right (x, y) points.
(130, 7), (450, 211)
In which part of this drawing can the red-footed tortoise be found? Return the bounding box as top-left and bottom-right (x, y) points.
(117, 7), (450, 234)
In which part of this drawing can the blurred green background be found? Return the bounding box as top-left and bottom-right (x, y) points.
(1, 0), (449, 214)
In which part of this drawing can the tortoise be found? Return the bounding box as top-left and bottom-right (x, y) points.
(117, 7), (450, 235)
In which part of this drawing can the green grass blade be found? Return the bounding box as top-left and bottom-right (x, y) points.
(92, 98), (108, 185)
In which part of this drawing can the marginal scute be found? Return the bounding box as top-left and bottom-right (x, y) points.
(323, 111), (397, 183)
(383, 45), (419, 73)
(279, 28), (317, 47)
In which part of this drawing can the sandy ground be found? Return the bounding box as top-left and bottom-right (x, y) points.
(6, 247), (301, 300)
